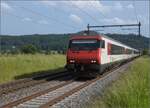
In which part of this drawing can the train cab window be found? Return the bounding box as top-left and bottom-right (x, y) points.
(69, 39), (103, 50)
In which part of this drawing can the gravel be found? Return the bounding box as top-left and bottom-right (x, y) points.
(0, 76), (72, 107)
(51, 62), (131, 108)
(15, 81), (84, 108)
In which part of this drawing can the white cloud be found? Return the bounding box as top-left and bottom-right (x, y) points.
(40, 1), (110, 14)
(70, 1), (110, 14)
(127, 4), (134, 9)
(103, 17), (124, 24)
(22, 17), (32, 22)
(1, 2), (12, 10)
(38, 20), (49, 25)
(69, 14), (82, 24)
(114, 2), (123, 11)
(40, 1), (57, 6)
(102, 17), (137, 24)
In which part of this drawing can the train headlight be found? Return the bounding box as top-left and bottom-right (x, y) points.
(91, 60), (96, 63)
(70, 60), (75, 63)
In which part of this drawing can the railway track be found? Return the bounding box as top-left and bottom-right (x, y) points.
(0, 59), (133, 108)
(0, 71), (71, 95)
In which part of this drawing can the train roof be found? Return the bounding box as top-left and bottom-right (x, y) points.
(71, 30), (139, 51)
(71, 30), (101, 40)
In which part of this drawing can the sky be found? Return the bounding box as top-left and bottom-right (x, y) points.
(0, 0), (149, 37)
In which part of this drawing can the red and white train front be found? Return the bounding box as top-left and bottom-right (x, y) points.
(66, 31), (103, 76)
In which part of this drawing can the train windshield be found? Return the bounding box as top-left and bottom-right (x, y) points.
(69, 39), (100, 50)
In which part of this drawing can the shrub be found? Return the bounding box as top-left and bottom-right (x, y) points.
(21, 44), (37, 54)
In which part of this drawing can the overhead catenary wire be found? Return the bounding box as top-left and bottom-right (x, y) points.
(1, 1), (81, 32)
(46, 4), (85, 28)
(21, 6), (79, 30)
(133, 0), (139, 23)
(70, 1), (101, 24)
(3, 11), (75, 32)
(89, 1), (137, 34)
(89, 1), (108, 19)
(89, 0), (109, 34)
(3, 11), (49, 26)
(7, 1), (83, 31)
(121, 27), (138, 34)
(13, 5), (80, 30)
(4, 11), (32, 22)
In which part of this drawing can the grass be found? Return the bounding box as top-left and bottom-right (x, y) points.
(86, 56), (150, 108)
(0, 54), (66, 83)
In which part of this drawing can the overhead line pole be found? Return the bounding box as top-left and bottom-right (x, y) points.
(87, 22), (141, 36)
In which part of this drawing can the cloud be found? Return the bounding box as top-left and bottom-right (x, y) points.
(69, 14), (82, 24)
(38, 20), (49, 25)
(40, 0), (57, 6)
(127, 4), (134, 9)
(1, 2), (12, 10)
(70, 1), (110, 14)
(103, 17), (124, 24)
(40, 1), (110, 14)
(22, 17), (32, 22)
(102, 17), (137, 24)
(114, 2), (123, 11)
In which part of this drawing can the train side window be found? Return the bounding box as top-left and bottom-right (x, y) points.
(101, 40), (105, 48)
(111, 44), (124, 55)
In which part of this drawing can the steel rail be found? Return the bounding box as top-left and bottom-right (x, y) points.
(0, 80), (74, 108)
(40, 77), (99, 108)
(39, 58), (136, 108)
(0, 71), (70, 95)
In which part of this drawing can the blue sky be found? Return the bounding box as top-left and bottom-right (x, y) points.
(0, 0), (149, 37)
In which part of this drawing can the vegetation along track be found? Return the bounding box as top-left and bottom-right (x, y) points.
(0, 71), (71, 95)
(0, 58), (136, 108)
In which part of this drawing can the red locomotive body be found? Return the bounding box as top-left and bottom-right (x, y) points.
(66, 31), (104, 77)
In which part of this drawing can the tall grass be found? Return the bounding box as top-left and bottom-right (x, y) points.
(0, 54), (65, 83)
(87, 56), (150, 108)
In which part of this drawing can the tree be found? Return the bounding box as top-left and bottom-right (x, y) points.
(21, 44), (37, 54)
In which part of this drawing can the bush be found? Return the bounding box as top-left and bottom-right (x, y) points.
(21, 44), (37, 54)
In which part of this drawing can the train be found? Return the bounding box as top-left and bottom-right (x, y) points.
(66, 30), (140, 77)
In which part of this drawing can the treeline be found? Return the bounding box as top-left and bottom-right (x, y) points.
(0, 34), (71, 54)
(0, 33), (149, 54)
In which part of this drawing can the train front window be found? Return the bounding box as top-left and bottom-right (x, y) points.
(69, 39), (101, 50)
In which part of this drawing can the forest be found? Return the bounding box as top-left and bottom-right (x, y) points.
(0, 33), (149, 54)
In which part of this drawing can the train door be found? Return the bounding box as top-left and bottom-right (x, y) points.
(101, 39), (108, 65)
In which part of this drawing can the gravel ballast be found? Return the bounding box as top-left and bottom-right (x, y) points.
(0, 76), (72, 107)
(52, 62), (131, 108)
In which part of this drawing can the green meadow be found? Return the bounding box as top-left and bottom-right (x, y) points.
(0, 54), (66, 83)
(87, 56), (150, 108)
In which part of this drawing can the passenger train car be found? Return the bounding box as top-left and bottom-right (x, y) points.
(66, 30), (140, 77)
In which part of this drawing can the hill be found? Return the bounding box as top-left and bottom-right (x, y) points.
(0, 33), (149, 53)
